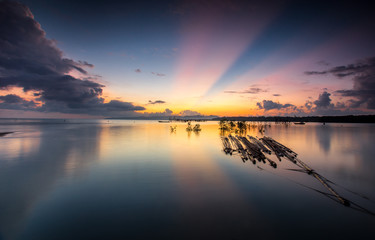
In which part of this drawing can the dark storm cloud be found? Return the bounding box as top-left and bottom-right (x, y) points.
(100, 100), (144, 111)
(335, 64), (375, 108)
(256, 100), (296, 111)
(0, 94), (145, 116)
(313, 91), (333, 108)
(257, 91), (366, 116)
(148, 100), (166, 104)
(305, 92), (334, 113)
(302, 91), (364, 116)
(0, 94), (38, 110)
(336, 102), (346, 108)
(305, 100), (313, 110)
(224, 87), (268, 94)
(0, 1), (144, 116)
(309, 91), (344, 115)
(305, 57), (375, 109)
(38, 98), (145, 116)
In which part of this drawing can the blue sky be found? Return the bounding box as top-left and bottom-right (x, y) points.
(1, 0), (375, 118)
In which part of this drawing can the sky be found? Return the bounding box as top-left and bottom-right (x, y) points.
(1, 0), (375, 118)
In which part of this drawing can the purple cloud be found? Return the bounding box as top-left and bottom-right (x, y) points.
(306, 57), (375, 109)
(256, 100), (296, 111)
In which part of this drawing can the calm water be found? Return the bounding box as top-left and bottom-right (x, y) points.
(0, 119), (374, 240)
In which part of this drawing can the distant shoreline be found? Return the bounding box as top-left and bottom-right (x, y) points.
(107, 114), (375, 123)
(211, 115), (375, 123)
(0, 115), (375, 123)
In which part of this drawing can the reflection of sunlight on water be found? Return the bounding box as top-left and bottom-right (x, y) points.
(97, 122), (174, 163)
(64, 148), (91, 176)
(168, 122), (271, 234)
(0, 132), (41, 161)
(170, 123), (248, 203)
(64, 150), (79, 175)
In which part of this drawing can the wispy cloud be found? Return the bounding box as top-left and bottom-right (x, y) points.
(151, 72), (166, 77)
(305, 57), (375, 78)
(224, 87), (268, 94)
(316, 60), (330, 66)
(148, 100), (166, 104)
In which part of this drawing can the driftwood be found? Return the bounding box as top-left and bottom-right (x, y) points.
(220, 134), (354, 208)
(0, 132), (13, 137)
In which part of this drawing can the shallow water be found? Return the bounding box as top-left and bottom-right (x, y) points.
(0, 119), (374, 240)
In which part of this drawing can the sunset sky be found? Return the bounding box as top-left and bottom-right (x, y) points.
(1, 0), (375, 118)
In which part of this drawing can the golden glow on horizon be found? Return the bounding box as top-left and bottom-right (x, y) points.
(90, 22), (368, 118)
(0, 87), (42, 105)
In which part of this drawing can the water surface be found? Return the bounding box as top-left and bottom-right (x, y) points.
(0, 119), (374, 239)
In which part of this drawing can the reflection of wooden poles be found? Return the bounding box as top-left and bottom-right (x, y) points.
(262, 136), (350, 207)
(0, 132), (13, 137)
(310, 170), (350, 206)
(221, 137), (233, 154)
(292, 156), (350, 206)
(265, 156), (277, 168)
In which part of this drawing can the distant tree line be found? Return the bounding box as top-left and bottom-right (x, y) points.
(212, 115), (375, 123)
